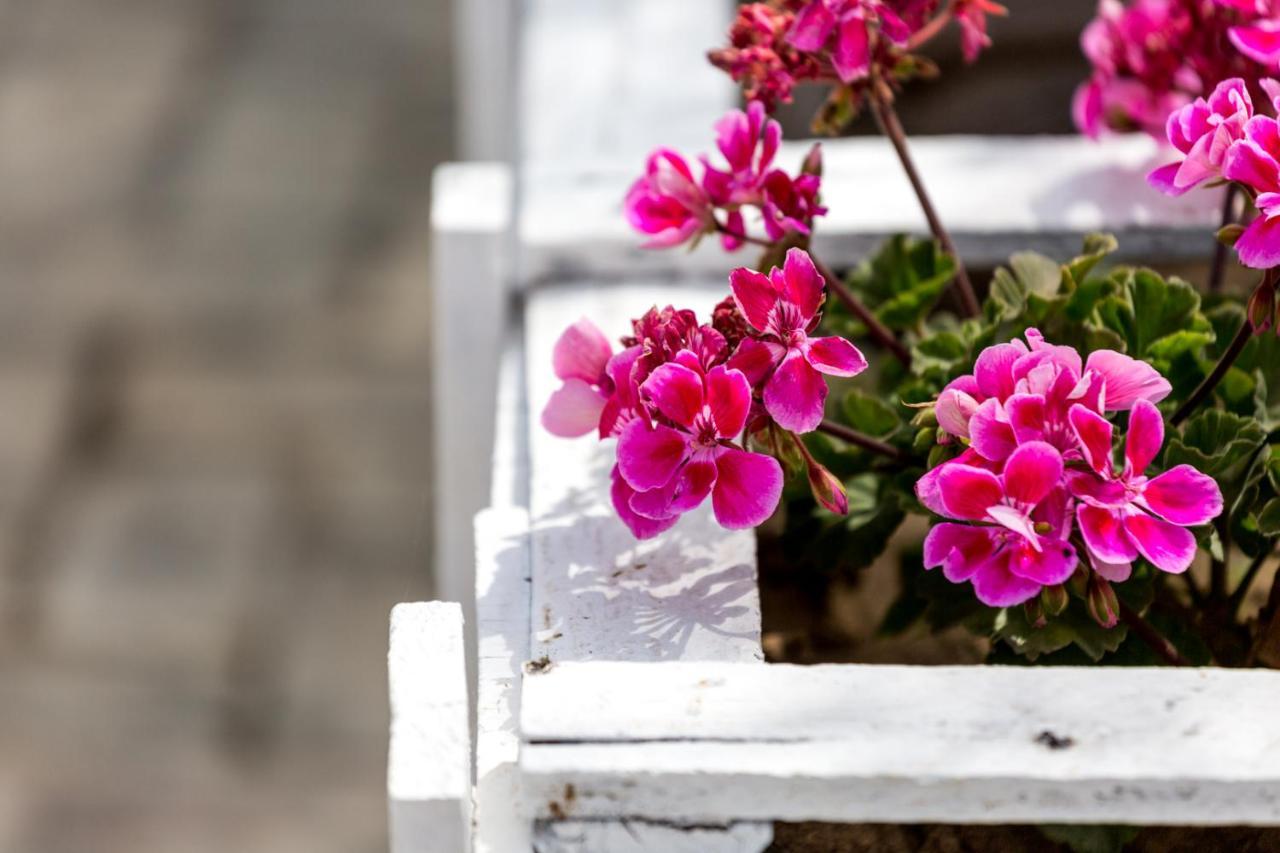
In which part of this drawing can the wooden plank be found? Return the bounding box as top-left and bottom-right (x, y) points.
(455, 0), (518, 160)
(519, 661), (1280, 826)
(387, 602), (471, 853)
(524, 283), (765, 665)
(532, 820), (772, 852)
(519, 134), (1223, 282)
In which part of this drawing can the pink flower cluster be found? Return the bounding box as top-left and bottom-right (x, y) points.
(1148, 76), (1280, 267)
(542, 249), (868, 538)
(625, 101), (825, 251)
(919, 329), (1223, 610)
(1075, 0), (1279, 139)
(709, 0), (1004, 107)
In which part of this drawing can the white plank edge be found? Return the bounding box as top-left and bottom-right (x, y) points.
(532, 820), (772, 853)
(455, 0), (518, 160)
(524, 283), (765, 665)
(518, 661), (1280, 826)
(387, 602), (472, 853)
(519, 135), (1223, 282)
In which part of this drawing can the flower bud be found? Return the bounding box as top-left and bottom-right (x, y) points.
(801, 143), (824, 178)
(1024, 598), (1047, 628)
(1086, 576), (1120, 629)
(1041, 583), (1069, 617)
(806, 457), (849, 516)
(1248, 276), (1277, 335)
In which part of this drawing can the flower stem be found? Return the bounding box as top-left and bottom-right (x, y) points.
(868, 88), (981, 318)
(809, 254), (913, 368)
(1208, 184), (1240, 294)
(1119, 601), (1191, 666)
(1230, 541), (1276, 616)
(816, 418), (905, 461)
(906, 2), (954, 50)
(1170, 274), (1263, 425)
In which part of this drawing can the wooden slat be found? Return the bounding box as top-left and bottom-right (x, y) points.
(387, 602), (471, 853)
(519, 135), (1222, 282)
(533, 820), (772, 852)
(519, 661), (1280, 826)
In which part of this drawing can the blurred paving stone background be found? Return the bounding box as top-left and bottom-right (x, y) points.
(0, 1), (1097, 851)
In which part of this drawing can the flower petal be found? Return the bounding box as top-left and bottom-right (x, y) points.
(1233, 213), (1280, 270)
(1009, 538), (1077, 585)
(726, 337), (783, 386)
(831, 13), (871, 82)
(641, 362), (705, 429)
(1084, 350), (1171, 410)
(617, 419), (688, 491)
(1068, 403), (1114, 475)
(552, 318), (612, 382)
(542, 378), (606, 438)
(611, 466), (680, 539)
(969, 398), (1017, 462)
(971, 552), (1043, 607)
(711, 448), (783, 529)
(706, 365), (752, 440)
(1124, 511), (1197, 574)
(803, 335), (867, 378)
(780, 248), (825, 322)
(787, 0), (834, 50)
(1078, 504), (1140, 564)
(936, 464), (1004, 521)
(1147, 162), (1190, 196)
(1125, 398), (1164, 475)
(936, 387), (980, 439)
(1004, 393), (1047, 445)
(1002, 440), (1064, 507)
(730, 267), (778, 331)
(974, 342), (1025, 401)
(923, 522), (996, 583)
(763, 349), (827, 433)
(1141, 465), (1224, 526)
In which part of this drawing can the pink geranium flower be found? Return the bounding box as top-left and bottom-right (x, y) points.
(1219, 0), (1280, 66)
(1149, 77), (1254, 195)
(623, 149), (714, 248)
(1068, 400), (1224, 576)
(954, 0), (1008, 63)
(1223, 113), (1280, 266)
(616, 361), (783, 533)
(541, 318), (615, 437)
(787, 0), (911, 82)
(727, 248), (869, 432)
(922, 441), (1079, 607)
(702, 101), (782, 207)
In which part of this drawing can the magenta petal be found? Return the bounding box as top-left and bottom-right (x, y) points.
(787, 0), (834, 50)
(1088, 549), (1133, 584)
(974, 342), (1024, 401)
(936, 464), (1004, 521)
(706, 365), (752, 440)
(1124, 511), (1197, 574)
(969, 398), (1017, 462)
(1009, 538), (1077, 586)
(1141, 465), (1223, 526)
(617, 419), (689, 491)
(1078, 504), (1140, 564)
(1233, 214), (1280, 270)
(970, 552), (1043, 607)
(730, 267), (778, 331)
(552, 318), (612, 382)
(629, 458), (715, 519)
(923, 522), (996, 583)
(611, 466), (679, 539)
(780, 248), (825, 322)
(763, 349), (827, 433)
(1147, 162), (1190, 196)
(1003, 393), (1046, 445)
(1229, 21), (1280, 66)
(803, 336), (868, 378)
(727, 337), (783, 386)
(917, 451), (998, 516)
(641, 362), (705, 429)
(1085, 350), (1172, 410)
(711, 448), (783, 529)
(1068, 403), (1114, 475)
(831, 14), (871, 82)
(542, 378), (607, 438)
(1002, 441), (1064, 507)
(1124, 398), (1164, 475)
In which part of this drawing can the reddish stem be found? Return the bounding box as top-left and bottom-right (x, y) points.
(816, 418), (905, 461)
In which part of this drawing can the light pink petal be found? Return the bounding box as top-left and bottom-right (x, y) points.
(787, 0), (835, 50)
(1004, 393), (1047, 445)
(831, 14), (871, 82)
(1084, 350), (1172, 410)
(763, 349), (827, 433)
(1078, 504), (1140, 564)
(936, 388), (980, 439)
(1002, 440), (1064, 507)
(610, 466), (680, 539)
(711, 448), (783, 529)
(1009, 538), (1077, 585)
(1147, 162), (1191, 196)
(923, 522), (996, 582)
(730, 267), (778, 331)
(1233, 214), (1280, 270)
(552, 318), (612, 382)
(1068, 403), (1114, 475)
(780, 248), (825, 322)
(542, 378), (607, 438)
(969, 398), (1017, 462)
(1141, 465), (1224, 526)
(706, 365), (752, 440)
(803, 336), (867, 378)
(726, 337), (783, 386)
(1087, 549), (1133, 583)
(974, 342), (1025, 400)
(641, 362), (705, 429)
(987, 504), (1040, 543)
(617, 419), (688, 491)
(936, 464), (1004, 521)
(1125, 398), (1164, 475)
(971, 552), (1043, 607)
(1124, 511), (1197, 574)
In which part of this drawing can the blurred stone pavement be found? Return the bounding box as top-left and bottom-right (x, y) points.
(0, 0), (450, 850)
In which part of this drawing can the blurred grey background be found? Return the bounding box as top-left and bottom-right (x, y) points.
(0, 1), (1092, 851)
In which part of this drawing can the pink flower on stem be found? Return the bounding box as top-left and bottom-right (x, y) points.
(702, 101), (782, 207)
(1068, 400), (1224, 577)
(760, 166), (828, 242)
(616, 361), (784, 534)
(727, 248), (869, 432)
(954, 0), (1008, 63)
(788, 0), (912, 82)
(922, 441), (1079, 607)
(1223, 113), (1280, 266)
(541, 319), (615, 437)
(623, 149), (714, 248)
(1149, 77), (1254, 195)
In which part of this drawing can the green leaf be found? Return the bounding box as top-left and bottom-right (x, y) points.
(1258, 498), (1280, 536)
(842, 236), (956, 332)
(1062, 232), (1119, 287)
(993, 599), (1128, 662)
(1093, 268), (1207, 358)
(842, 390), (901, 437)
(1165, 409), (1267, 479)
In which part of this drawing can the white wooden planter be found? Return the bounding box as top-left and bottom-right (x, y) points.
(398, 2), (1280, 851)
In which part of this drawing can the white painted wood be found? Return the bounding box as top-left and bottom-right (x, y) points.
(532, 820), (773, 853)
(387, 602), (472, 853)
(455, 0), (518, 160)
(430, 162), (512, 617)
(524, 283), (765, 665)
(520, 661), (1280, 826)
(519, 134), (1224, 283)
